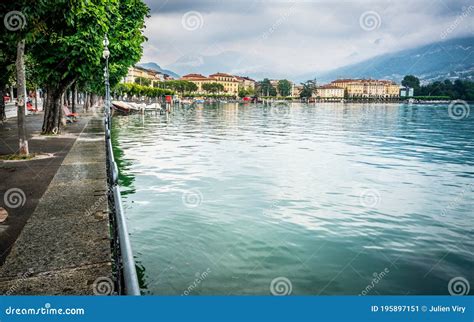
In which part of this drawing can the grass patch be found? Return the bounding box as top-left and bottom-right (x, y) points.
(0, 153), (36, 161)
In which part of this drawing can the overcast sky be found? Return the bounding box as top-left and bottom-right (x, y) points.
(142, 0), (473, 78)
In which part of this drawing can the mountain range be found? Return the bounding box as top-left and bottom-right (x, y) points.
(136, 62), (180, 79)
(141, 36), (474, 84)
(312, 37), (474, 84)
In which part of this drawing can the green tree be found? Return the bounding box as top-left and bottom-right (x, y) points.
(238, 87), (256, 98)
(258, 78), (277, 97)
(0, 2), (31, 154)
(202, 83), (224, 94)
(134, 77), (151, 86)
(184, 81), (198, 93)
(159, 80), (196, 95)
(201, 83), (212, 94)
(0, 14), (16, 123)
(277, 79), (292, 97)
(300, 79), (317, 99)
(114, 82), (174, 99)
(401, 75), (420, 95)
(214, 83), (224, 93)
(23, 0), (149, 134)
(417, 79), (474, 100)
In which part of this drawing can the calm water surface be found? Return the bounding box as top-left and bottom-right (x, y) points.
(112, 103), (473, 295)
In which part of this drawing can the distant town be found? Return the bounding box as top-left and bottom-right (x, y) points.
(123, 65), (410, 101)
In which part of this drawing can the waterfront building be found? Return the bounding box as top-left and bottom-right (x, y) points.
(209, 73), (240, 95)
(330, 79), (400, 98)
(316, 85), (345, 99)
(235, 76), (256, 91)
(123, 66), (168, 86)
(400, 87), (414, 97)
(385, 81), (401, 97)
(293, 85), (304, 97)
(181, 73), (253, 95)
(181, 73), (215, 93)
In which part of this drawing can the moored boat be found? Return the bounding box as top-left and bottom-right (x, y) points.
(111, 101), (141, 115)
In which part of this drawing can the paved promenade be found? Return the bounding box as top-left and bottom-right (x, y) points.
(0, 112), (113, 295)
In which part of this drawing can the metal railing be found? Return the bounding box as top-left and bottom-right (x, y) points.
(105, 114), (141, 296)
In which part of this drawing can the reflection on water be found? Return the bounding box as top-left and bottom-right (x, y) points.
(112, 103), (473, 295)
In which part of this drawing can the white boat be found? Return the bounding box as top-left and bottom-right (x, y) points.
(111, 101), (142, 115)
(145, 103), (162, 111)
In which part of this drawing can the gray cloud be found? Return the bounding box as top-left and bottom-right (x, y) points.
(146, 0), (264, 14)
(142, 0), (474, 79)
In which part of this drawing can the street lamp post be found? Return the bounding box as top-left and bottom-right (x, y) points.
(103, 35), (110, 121)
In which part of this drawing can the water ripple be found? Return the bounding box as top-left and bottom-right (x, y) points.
(113, 103), (474, 295)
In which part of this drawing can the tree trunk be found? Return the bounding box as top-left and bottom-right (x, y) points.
(42, 88), (63, 134)
(42, 89), (48, 127)
(67, 89), (72, 107)
(16, 40), (29, 155)
(84, 92), (89, 111)
(42, 79), (74, 134)
(0, 89), (6, 122)
(72, 83), (77, 113)
(34, 88), (38, 111)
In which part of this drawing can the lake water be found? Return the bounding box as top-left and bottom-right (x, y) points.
(112, 103), (473, 295)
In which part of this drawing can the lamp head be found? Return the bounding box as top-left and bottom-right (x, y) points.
(103, 35), (109, 47)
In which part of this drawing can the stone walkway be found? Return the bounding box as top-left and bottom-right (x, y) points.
(0, 115), (113, 295)
(0, 111), (88, 264)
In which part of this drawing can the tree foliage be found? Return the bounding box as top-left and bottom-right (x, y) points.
(300, 79), (317, 98)
(401, 75), (421, 94)
(418, 79), (474, 100)
(2, 0), (150, 133)
(277, 79), (292, 97)
(157, 80), (198, 94)
(238, 87), (255, 98)
(115, 83), (174, 98)
(257, 79), (277, 96)
(202, 83), (224, 94)
(134, 77), (151, 87)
